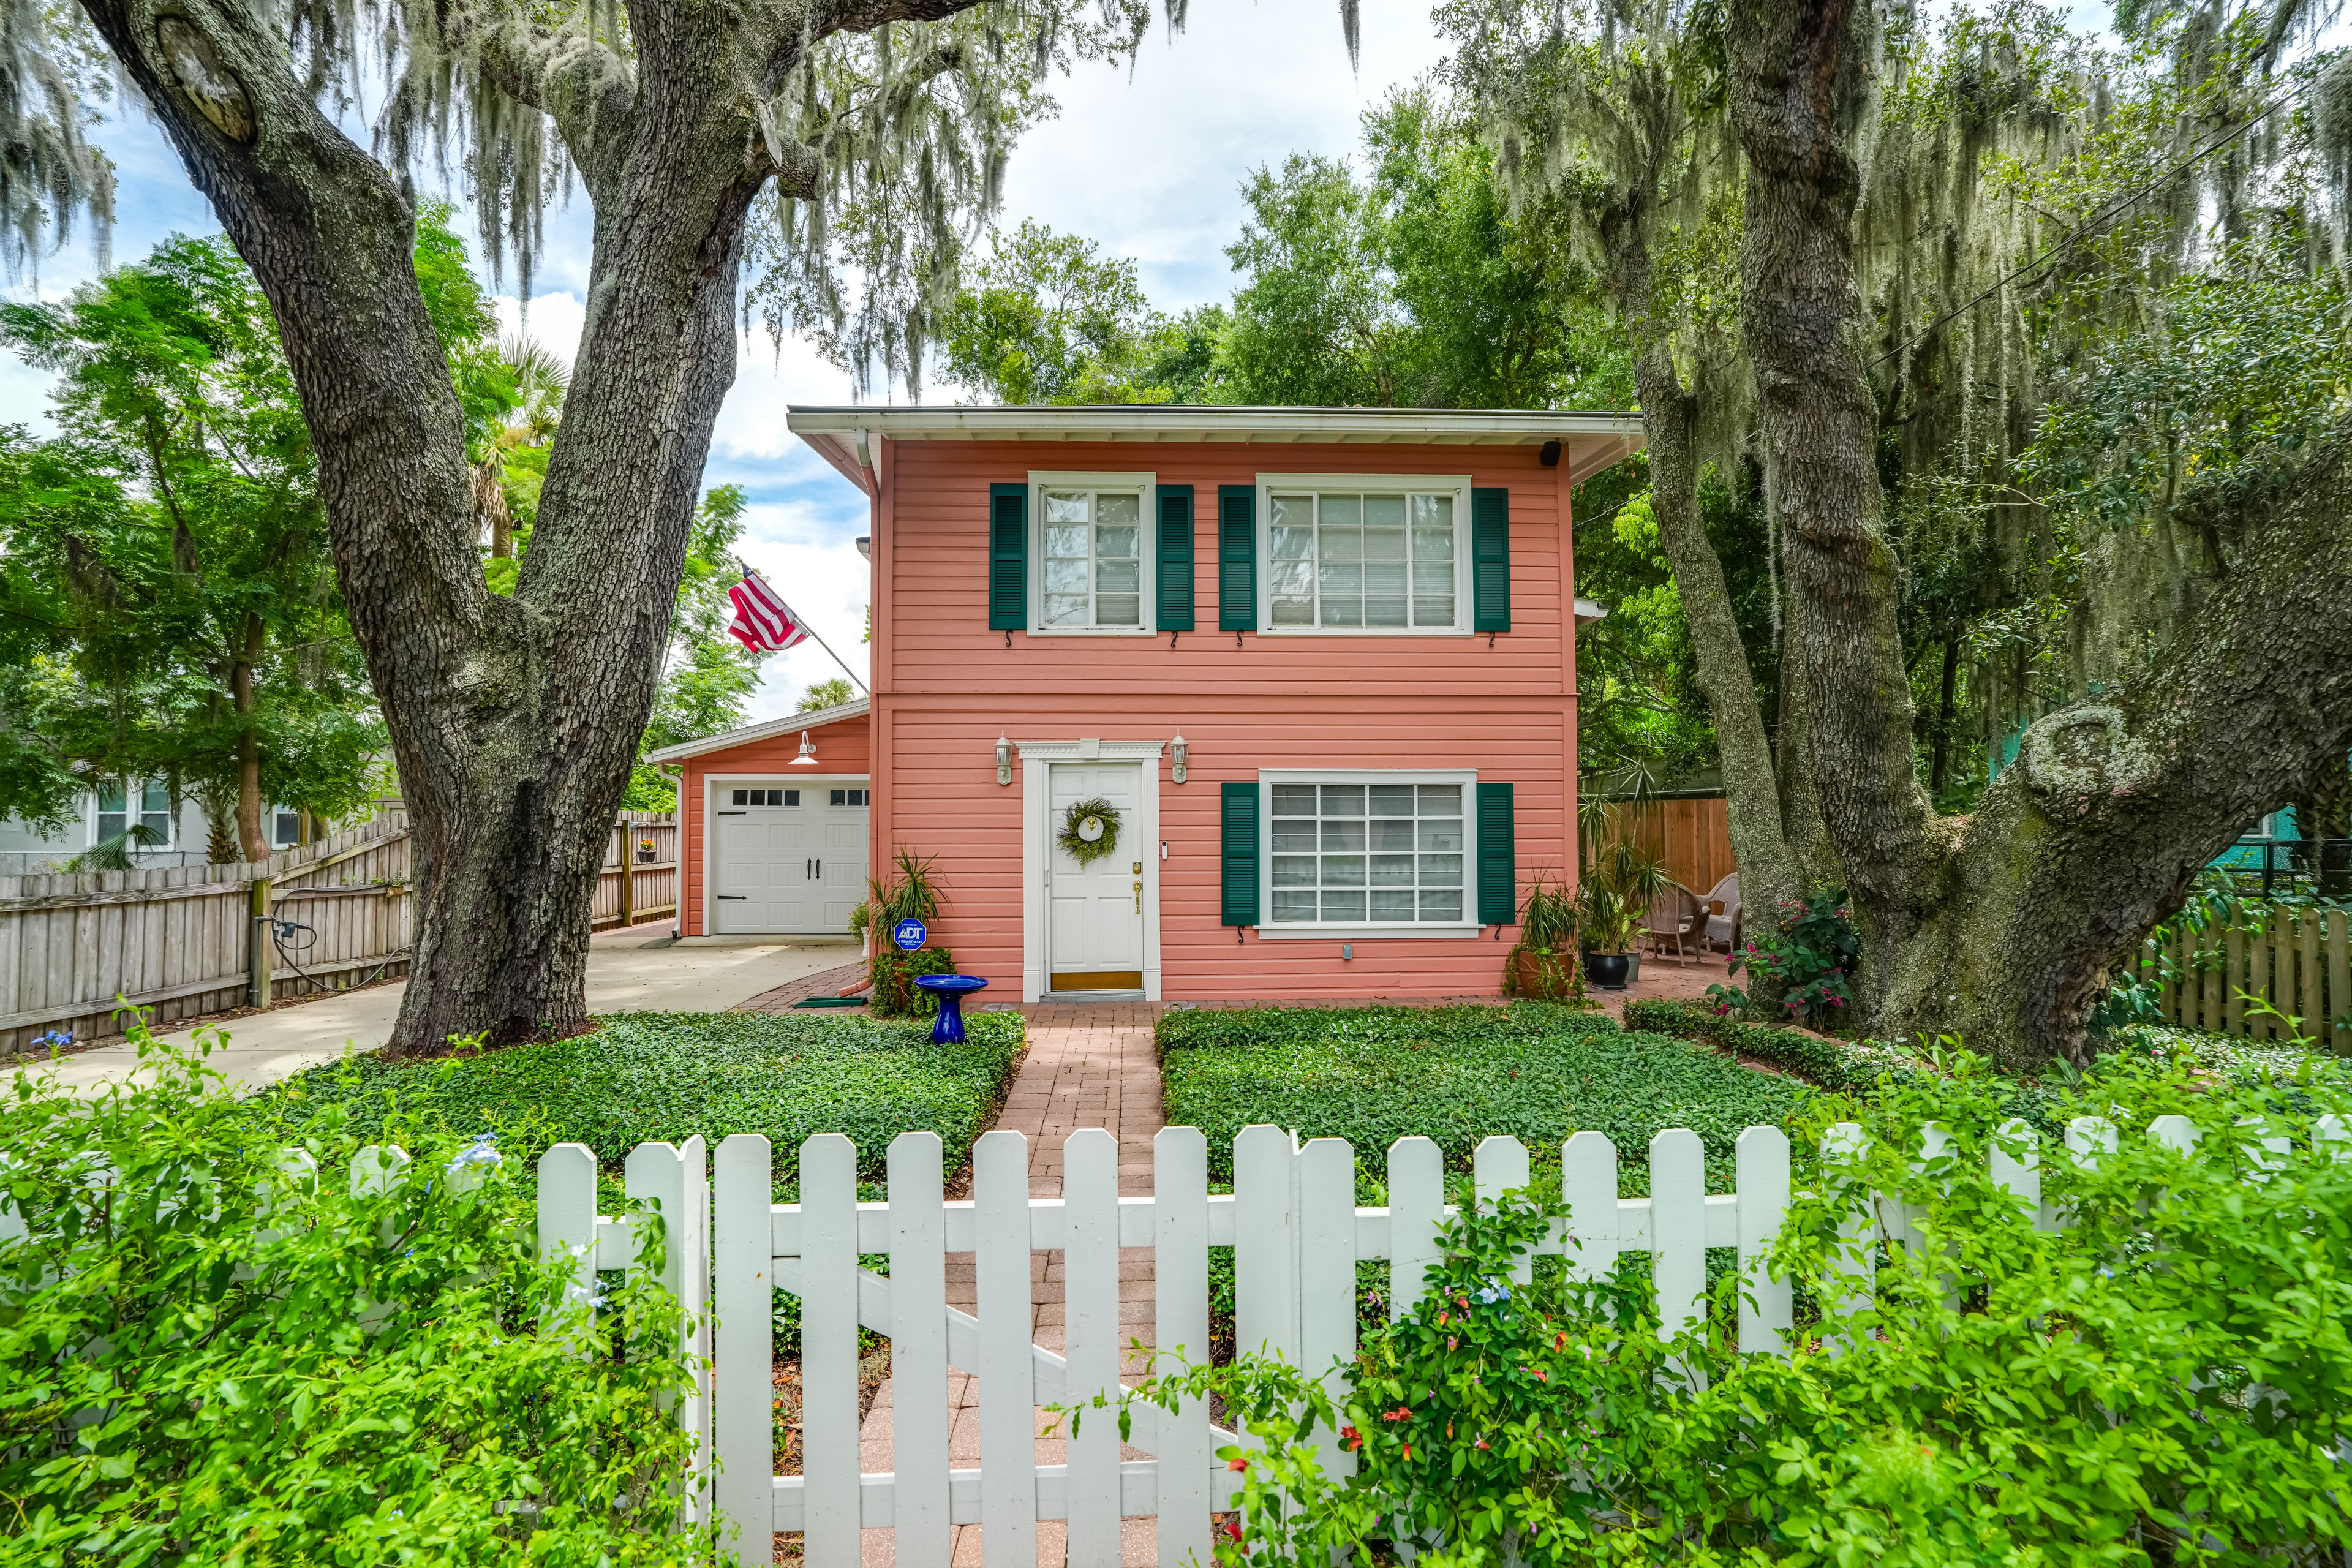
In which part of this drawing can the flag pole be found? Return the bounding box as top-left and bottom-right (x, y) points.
(747, 568), (870, 698)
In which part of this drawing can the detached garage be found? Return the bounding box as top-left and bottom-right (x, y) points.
(646, 698), (872, 939)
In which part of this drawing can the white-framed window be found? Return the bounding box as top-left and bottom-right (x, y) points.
(1030, 471), (1154, 635)
(94, 779), (172, 848)
(1262, 769), (1476, 935)
(274, 809), (302, 849)
(829, 788), (869, 807)
(731, 788), (801, 807)
(1259, 474), (1472, 635)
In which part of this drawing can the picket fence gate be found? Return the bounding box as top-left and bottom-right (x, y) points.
(524, 1112), (2346, 1568)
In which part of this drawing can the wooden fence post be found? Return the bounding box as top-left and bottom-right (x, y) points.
(618, 820), (637, 929)
(248, 876), (273, 1010)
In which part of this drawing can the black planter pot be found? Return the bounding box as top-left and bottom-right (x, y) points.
(636, 850), (656, 863)
(1581, 950), (1632, 990)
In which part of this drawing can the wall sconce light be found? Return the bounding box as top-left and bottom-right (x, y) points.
(1170, 733), (1188, 784)
(790, 731), (819, 766)
(995, 734), (1012, 786)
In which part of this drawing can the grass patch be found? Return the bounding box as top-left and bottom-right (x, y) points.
(263, 1010), (1025, 1199)
(1157, 1001), (1811, 1195)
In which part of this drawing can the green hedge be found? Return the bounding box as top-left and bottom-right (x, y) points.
(266, 1009), (1023, 1198)
(1621, 997), (1931, 1095)
(1157, 1001), (1812, 1193)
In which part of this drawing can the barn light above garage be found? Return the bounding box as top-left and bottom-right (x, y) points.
(790, 731), (820, 766)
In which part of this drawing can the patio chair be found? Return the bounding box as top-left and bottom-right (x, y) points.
(1643, 881), (1705, 960)
(1702, 873), (1741, 952)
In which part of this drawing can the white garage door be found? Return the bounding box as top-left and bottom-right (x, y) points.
(712, 782), (870, 935)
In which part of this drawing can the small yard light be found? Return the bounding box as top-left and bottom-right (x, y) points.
(790, 731), (819, 766)
(995, 734), (1012, 786)
(1170, 733), (1188, 783)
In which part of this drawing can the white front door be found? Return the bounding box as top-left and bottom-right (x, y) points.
(1047, 763), (1145, 992)
(712, 782), (869, 935)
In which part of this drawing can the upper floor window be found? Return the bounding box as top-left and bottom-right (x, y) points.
(96, 779), (171, 847)
(1031, 473), (1152, 634)
(1259, 477), (1471, 633)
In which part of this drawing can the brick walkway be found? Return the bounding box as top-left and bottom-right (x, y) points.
(734, 959), (870, 1014)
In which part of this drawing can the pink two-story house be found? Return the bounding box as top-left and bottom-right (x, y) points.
(647, 405), (1642, 1002)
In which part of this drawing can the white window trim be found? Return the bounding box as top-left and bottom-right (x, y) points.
(1256, 767), (1480, 940)
(1027, 470), (1158, 636)
(1255, 473), (1476, 637)
(91, 777), (175, 850)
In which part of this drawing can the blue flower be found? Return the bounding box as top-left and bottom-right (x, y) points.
(1474, 1277), (1512, 1306)
(32, 1029), (70, 1049)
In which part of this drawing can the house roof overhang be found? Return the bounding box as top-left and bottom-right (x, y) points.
(786, 405), (1648, 495)
(642, 698), (870, 766)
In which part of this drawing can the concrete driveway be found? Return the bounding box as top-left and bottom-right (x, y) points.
(18, 929), (861, 1097)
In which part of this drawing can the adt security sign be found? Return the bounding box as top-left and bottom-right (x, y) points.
(892, 918), (928, 952)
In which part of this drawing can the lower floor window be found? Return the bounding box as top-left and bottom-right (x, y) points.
(1270, 782), (1464, 924)
(830, 788), (869, 807)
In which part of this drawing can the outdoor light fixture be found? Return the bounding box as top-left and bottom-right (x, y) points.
(1170, 733), (1188, 784)
(790, 731), (819, 766)
(995, 734), (1012, 786)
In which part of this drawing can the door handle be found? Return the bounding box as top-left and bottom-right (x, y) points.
(1133, 878), (1142, 914)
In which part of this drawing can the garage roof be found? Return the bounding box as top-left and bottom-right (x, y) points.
(642, 698), (869, 765)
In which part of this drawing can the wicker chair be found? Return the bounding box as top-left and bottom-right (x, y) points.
(1702, 873), (1741, 952)
(1643, 881), (1705, 959)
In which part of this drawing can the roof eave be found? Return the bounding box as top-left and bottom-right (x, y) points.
(642, 697), (872, 765)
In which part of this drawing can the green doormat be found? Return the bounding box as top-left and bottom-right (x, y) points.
(791, 995), (869, 1009)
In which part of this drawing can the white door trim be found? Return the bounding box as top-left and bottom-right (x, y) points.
(1017, 741), (1164, 1002)
(701, 771), (870, 937)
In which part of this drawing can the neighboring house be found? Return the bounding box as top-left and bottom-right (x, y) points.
(649, 404), (1643, 1003)
(0, 778), (312, 873)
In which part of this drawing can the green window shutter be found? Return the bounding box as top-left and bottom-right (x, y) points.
(1156, 485), (1196, 632)
(1476, 781), (1516, 926)
(1218, 485), (1257, 632)
(1472, 487), (1510, 633)
(1221, 780), (1261, 927)
(988, 483), (1027, 631)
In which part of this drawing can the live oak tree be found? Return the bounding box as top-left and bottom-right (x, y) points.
(2, 0), (1187, 1047)
(1454, 0), (2352, 1066)
(1722, 0), (2352, 1068)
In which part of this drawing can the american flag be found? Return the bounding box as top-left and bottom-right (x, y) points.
(726, 571), (811, 654)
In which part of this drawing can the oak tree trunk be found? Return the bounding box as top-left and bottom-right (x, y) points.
(232, 616), (266, 862)
(1602, 209), (1806, 926)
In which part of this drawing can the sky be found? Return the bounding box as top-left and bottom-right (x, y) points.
(0, 0), (1450, 724)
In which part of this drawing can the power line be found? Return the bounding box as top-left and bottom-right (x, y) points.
(1870, 88), (2297, 370)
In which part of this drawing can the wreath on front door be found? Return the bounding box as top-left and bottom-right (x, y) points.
(1058, 798), (1123, 866)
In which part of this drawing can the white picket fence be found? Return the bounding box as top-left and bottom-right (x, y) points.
(527, 1113), (2352, 1566)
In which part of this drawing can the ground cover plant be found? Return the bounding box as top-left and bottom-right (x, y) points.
(1157, 1002), (1811, 1194)
(268, 1009), (1025, 1199)
(1100, 1049), (2352, 1566)
(0, 1025), (709, 1567)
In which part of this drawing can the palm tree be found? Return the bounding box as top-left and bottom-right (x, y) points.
(471, 336), (570, 560)
(798, 677), (854, 712)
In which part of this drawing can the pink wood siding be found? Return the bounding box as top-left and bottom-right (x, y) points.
(867, 436), (1581, 1000)
(678, 714), (872, 936)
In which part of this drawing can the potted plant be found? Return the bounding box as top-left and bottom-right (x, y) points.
(865, 847), (952, 1017)
(1501, 872), (1587, 1003)
(1575, 837), (1670, 990)
(635, 835), (657, 863)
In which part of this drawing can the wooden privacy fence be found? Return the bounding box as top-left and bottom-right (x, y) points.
(530, 1112), (2348, 1567)
(2126, 903), (2352, 1054)
(1, 812), (680, 1054)
(595, 815), (680, 931)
